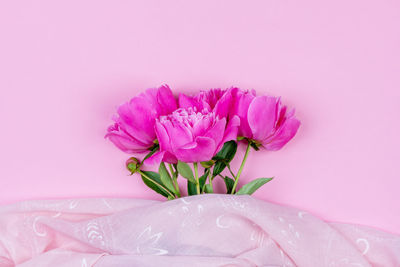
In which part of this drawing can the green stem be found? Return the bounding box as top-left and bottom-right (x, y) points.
(138, 170), (175, 199)
(227, 164), (237, 180)
(169, 164), (181, 197)
(208, 171), (214, 192)
(193, 162), (200, 194)
(231, 142), (252, 194)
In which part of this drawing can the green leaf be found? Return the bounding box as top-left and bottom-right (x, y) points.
(187, 181), (197, 195)
(200, 160), (215, 168)
(223, 176), (235, 193)
(235, 177), (273, 195)
(212, 141), (238, 177)
(177, 161), (195, 183)
(213, 141), (237, 161)
(212, 161), (226, 177)
(158, 162), (176, 194)
(187, 170), (209, 195)
(204, 184), (214, 193)
(199, 170), (209, 192)
(140, 171), (172, 198)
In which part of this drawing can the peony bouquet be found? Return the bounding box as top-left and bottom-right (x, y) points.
(106, 85), (300, 199)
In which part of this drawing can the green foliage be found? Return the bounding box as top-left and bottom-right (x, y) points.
(177, 161), (196, 183)
(204, 184), (214, 193)
(223, 176), (235, 193)
(140, 171), (174, 198)
(187, 169), (209, 195)
(159, 162), (176, 194)
(236, 177), (273, 195)
(200, 160), (215, 168)
(212, 141), (237, 177)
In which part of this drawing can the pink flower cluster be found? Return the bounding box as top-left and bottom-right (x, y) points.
(106, 85), (300, 163)
(106, 85), (300, 198)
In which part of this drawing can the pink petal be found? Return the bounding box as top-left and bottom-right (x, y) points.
(156, 120), (193, 159)
(143, 151), (165, 166)
(155, 121), (172, 152)
(192, 115), (212, 137)
(175, 136), (216, 162)
(117, 100), (156, 145)
(262, 114), (300, 151)
(105, 132), (149, 153)
(161, 151), (178, 164)
(178, 93), (199, 110)
(248, 96), (278, 141)
(167, 123), (194, 149)
(204, 118), (226, 149)
(157, 84), (177, 114)
(233, 91), (255, 138)
(214, 88), (236, 119)
(217, 115), (240, 151)
(143, 150), (178, 165)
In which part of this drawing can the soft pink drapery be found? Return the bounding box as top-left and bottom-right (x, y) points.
(0, 195), (398, 266)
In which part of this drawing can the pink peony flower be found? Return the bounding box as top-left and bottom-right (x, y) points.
(231, 89), (300, 150)
(179, 88), (226, 112)
(180, 88), (300, 151)
(105, 85), (177, 154)
(178, 88), (241, 121)
(152, 107), (240, 163)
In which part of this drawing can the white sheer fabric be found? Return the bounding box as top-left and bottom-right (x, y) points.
(0, 195), (398, 266)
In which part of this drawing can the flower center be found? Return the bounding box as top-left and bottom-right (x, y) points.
(159, 107), (215, 129)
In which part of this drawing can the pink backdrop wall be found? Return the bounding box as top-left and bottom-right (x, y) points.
(1, 1), (399, 233)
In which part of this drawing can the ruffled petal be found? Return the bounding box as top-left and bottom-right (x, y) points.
(155, 121), (172, 152)
(157, 84), (177, 114)
(175, 136), (216, 162)
(178, 93), (200, 110)
(203, 118), (227, 150)
(214, 88), (236, 119)
(143, 151), (165, 166)
(217, 115), (240, 151)
(105, 132), (149, 153)
(248, 96), (278, 142)
(117, 98), (156, 145)
(262, 112), (300, 151)
(233, 90), (255, 138)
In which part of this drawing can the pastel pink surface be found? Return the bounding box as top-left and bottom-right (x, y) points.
(0, 0), (399, 235)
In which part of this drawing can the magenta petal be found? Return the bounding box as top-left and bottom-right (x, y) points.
(178, 93), (199, 110)
(262, 114), (300, 151)
(117, 100), (156, 145)
(167, 123), (194, 149)
(143, 151), (165, 166)
(105, 132), (149, 153)
(155, 121), (172, 152)
(175, 136), (216, 162)
(161, 151), (178, 164)
(157, 85), (177, 114)
(156, 119), (193, 161)
(248, 96), (278, 141)
(233, 91), (255, 138)
(204, 118), (226, 149)
(217, 115), (240, 151)
(214, 88), (235, 119)
(192, 115), (212, 137)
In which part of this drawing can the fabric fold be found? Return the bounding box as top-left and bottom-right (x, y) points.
(0, 195), (398, 267)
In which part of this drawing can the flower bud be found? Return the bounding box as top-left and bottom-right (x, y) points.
(126, 157), (140, 174)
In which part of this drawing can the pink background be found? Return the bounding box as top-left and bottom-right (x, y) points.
(1, 1), (399, 233)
